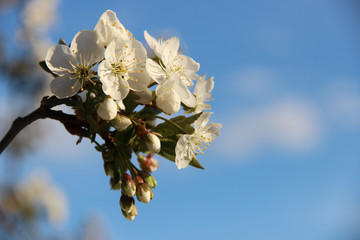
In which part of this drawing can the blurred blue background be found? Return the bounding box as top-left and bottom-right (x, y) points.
(1, 0), (360, 239)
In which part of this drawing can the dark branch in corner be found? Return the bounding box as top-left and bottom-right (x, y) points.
(0, 103), (89, 155)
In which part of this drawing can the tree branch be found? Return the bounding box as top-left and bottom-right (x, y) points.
(0, 105), (89, 155)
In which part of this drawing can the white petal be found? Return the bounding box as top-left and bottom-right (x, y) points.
(171, 75), (196, 107)
(132, 39), (147, 61)
(128, 70), (150, 92)
(146, 58), (166, 83)
(175, 135), (192, 169)
(144, 31), (161, 57)
(71, 30), (104, 65)
(50, 75), (81, 99)
(95, 10), (127, 47)
(45, 44), (76, 75)
(161, 37), (180, 66)
(194, 112), (212, 130)
(156, 87), (181, 114)
(194, 75), (214, 97)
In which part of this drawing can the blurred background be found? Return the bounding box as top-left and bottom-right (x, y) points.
(0, 0), (360, 239)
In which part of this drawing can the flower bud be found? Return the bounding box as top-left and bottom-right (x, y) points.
(112, 115), (132, 131)
(121, 205), (137, 221)
(121, 173), (136, 197)
(134, 88), (153, 105)
(119, 195), (135, 214)
(97, 97), (118, 121)
(102, 150), (114, 162)
(145, 133), (161, 153)
(144, 175), (157, 189)
(103, 162), (114, 177)
(136, 183), (153, 204)
(156, 89), (180, 114)
(138, 154), (159, 172)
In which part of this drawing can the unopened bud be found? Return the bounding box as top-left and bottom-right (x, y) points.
(112, 115), (132, 131)
(119, 195), (135, 214)
(121, 173), (136, 197)
(97, 97), (118, 121)
(138, 154), (159, 172)
(121, 205), (137, 221)
(103, 162), (114, 177)
(136, 183), (153, 204)
(145, 133), (161, 153)
(144, 175), (157, 189)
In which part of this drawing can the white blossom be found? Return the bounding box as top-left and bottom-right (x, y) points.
(144, 31), (199, 86)
(175, 112), (222, 169)
(98, 37), (150, 101)
(45, 30), (104, 98)
(191, 74), (214, 114)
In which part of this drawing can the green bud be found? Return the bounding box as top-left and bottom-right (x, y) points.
(144, 175), (157, 189)
(119, 195), (135, 214)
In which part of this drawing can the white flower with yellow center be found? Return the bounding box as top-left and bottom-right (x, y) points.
(175, 112), (222, 169)
(144, 31), (200, 86)
(156, 73), (196, 114)
(98, 37), (150, 101)
(45, 30), (104, 98)
(94, 10), (132, 47)
(191, 74), (214, 114)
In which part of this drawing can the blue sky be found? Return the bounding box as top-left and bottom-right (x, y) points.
(1, 0), (360, 239)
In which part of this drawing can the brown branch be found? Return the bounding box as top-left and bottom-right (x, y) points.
(0, 105), (89, 155)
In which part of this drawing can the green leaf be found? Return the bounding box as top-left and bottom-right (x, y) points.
(135, 105), (161, 118)
(153, 112), (203, 138)
(123, 93), (138, 115)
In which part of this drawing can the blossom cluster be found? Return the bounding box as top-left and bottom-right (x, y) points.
(42, 10), (221, 220)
